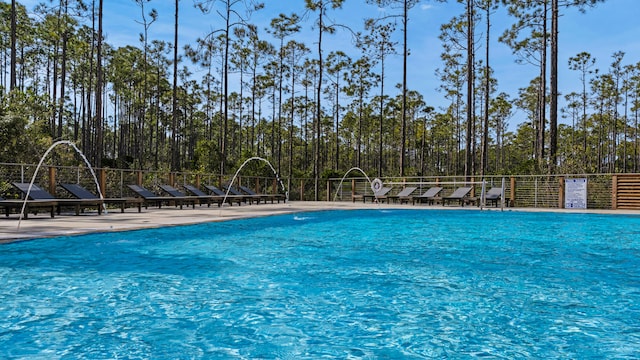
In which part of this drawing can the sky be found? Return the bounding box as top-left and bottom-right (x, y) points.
(16, 0), (640, 130)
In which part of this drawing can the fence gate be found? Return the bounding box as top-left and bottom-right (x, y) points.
(612, 174), (640, 210)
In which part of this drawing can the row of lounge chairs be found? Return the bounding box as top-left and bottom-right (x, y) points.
(126, 184), (283, 208)
(1, 182), (285, 219)
(354, 186), (503, 207)
(0, 182), (145, 218)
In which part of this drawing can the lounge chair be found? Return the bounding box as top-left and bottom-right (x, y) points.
(182, 184), (224, 207)
(363, 187), (392, 203)
(12, 182), (103, 215)
(222, 184), (260, 204)
(412, 186), (443, 205)
(158, 184), (205, 208)
(0, 196), (57, 218)
(442, 186), (474, 207)
(60, 183), (143, 213)
(388, 186), (417, 204)
(127, 184), (190, 209)
(203, 185), (244, 206)
(484, 187), (503, 207)
(238, 185), (285, 204)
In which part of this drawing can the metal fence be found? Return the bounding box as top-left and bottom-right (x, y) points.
(327, 174), (615, 209)
(0, 162), (621, 209)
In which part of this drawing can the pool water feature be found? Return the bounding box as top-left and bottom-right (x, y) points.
(223, 156), (288, 207)
(333, 166), (374, 202)
(17, 140), (104, 229)
(1, 209), (639, 358)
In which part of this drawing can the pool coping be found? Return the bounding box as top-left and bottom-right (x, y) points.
(1, 201), (639, 243)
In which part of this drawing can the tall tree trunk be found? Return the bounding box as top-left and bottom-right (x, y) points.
(58, 19), (68, 140)
(250, 59), (257, 154)
(85, 0), (95, 158)
(549, 0), (558, 172)
(239, 57), (244, 159)
(334, 82), (338, 171)
(357, 93), (363, 168)
(289, 67), (296, 198)
(314, 5), (324, 201)
(171, 0), (179, 171)
(464, 0), (475, 179)
(481, 3), (490, 178)
(51, 39), (59, 135)
(221, 5), (230, 175)
(378, 55), (384, 177)
(399, 0), (408, 177)
(635, 105), (639, 172)
(10, 0), (17, 91)
(277, 39), (284, 175)
(538, 2), (547, 171)
(95, 0), (103, 167)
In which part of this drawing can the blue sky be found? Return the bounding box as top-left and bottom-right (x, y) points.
(18, 0), (640, 130)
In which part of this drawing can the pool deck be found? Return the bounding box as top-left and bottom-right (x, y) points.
(1, 201), (638, 243)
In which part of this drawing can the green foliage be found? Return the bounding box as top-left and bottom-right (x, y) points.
(320, 168), (342, 179)
(193, 139), (220, 173)
(0, 114), (28, 163)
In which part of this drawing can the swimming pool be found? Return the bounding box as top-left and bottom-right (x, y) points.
(1, 209), (639, 358)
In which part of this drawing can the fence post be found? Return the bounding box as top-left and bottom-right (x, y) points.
(612, 175), (618, 209)
(352, 179), (356, 201)
(500, 177), (506, 210)
(470, 177), (475, 197)
(300, 179), (304, 201)
(48, 167), (56, 196)
(99, 168), (107, 197)
(136, 170), (143, 186)
(558, 176), (565, 209)
(510, 177), (516, 207)
(326, 180), (331, 201)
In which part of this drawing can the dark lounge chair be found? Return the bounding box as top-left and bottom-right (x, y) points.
(484, 187), (503, 207)
(0, 196), (57, 218)
(203, 185), (244, 206)
(388, 186), (417, 204)
(60, 183), (142, 213)
(182, 184), (224, 207)
(12, 182), (103, 215)
(363, 187), (393, 203)
(158, 184), (204, 208)
(238, 185), (286, 204)
(222, 184), (260, 204)
(127, 184), (190, 209)
(442, 186), (474, 207)
(412, 187), (443, 205)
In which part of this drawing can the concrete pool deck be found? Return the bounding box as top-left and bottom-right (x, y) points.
(1, 201), (639, 242)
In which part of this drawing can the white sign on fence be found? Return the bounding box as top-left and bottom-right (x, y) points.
(565, 178), (587, 209)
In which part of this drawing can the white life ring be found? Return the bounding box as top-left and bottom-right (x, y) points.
(371, 178), (384, 193)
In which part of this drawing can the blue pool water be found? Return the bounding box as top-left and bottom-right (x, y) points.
(1, 209), (639, 359)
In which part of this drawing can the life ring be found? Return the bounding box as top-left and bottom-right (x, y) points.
(371, 178), (384, 193)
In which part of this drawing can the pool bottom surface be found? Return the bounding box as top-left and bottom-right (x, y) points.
(1, 209), (639, 358)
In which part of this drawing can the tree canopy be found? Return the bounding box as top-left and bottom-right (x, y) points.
(1, 0), (639, 184)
